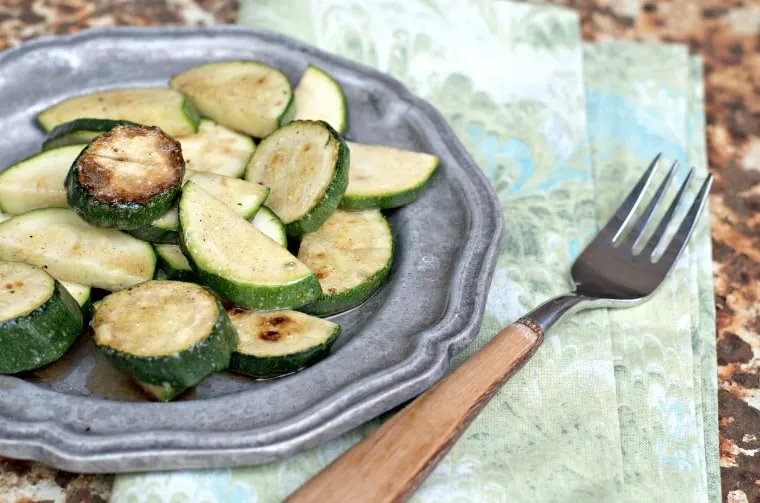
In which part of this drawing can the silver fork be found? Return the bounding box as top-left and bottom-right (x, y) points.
(287, 155), (714, 503)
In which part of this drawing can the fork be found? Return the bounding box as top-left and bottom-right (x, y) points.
(287, 155), (713, 503)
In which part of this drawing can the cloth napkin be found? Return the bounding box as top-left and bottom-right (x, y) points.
(111, 1), (718, 501)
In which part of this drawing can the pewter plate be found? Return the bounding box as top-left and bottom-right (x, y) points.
(0, 26), (502, 473)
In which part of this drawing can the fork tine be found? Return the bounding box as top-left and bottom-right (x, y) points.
(641, 167), (695, 256)
(655, 173), (713, 265)
(598, 154), (662, 242)
(624, 160), (678, 249)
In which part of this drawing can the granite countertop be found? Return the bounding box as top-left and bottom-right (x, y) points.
(0, 1), (758, 502)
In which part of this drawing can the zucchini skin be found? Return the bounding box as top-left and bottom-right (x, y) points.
(339, 168), (438, 211)
(128, 225), (178, 244)
(0, 281), (83, 374)
(229, 325), (340, 378)
(285, 121), (350, 236)
(154, 246), (196, 282)
(96, 295), (238, 387)
(42, 118), (140, 151)
(65, 143), (182, 230)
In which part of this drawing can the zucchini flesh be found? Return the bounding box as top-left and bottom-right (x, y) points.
(170, 61), (293, 138)
(36, 88), (200, 137)
(0, 145), (84, 214)
(180, 182), (320, 310)
(93, 280), (237, 394)
(299, 210), (393, 316)
(65, 125), (185, 230)
(42, 118), (139, 151)
(136, 380), (188, 402)
(154, 244), (194, 282)
(340, 142), (439, 210)
(178, 120), (255, 178)
(0, 208), (156, 291)
(251, 206), (287, 247)
(228, 309), (340, 378)
(0, 262), (83, 374)
(245, 120), (349, 236)
(293, 65), (347, 134)
(59, 281), (91, 308)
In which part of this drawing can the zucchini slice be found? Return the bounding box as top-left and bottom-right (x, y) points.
(60, 280), (91, 309)
(0, 208), (156, 291)
(299, 210), (393, 316)
(228, 309), (339, 378)
(245, 120), (349, 236)
(340, 142), (439, 210)
(136, 380), (188, 402)
(293, 65), (347, 134)
(180, 182), (320, 310)
(0, 262), (83, 374)
(36, 88), (200, 137)
(0, 211), (8, 223)
(0, 145), (84, 215)
(42, 118), (139, 151)
(93, 280), (238, 399)
(154, 244), (194, 282)
(170, 61), (294, 138)
(128, 208), (179, 244)
(178, 120), (255, 178)
(65, 125), (185, 230)
(251, 206), (287, 247)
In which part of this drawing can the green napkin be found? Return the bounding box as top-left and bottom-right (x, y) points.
(111, 1), (718, 501)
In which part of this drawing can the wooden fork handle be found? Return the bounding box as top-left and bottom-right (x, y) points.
(286, 319), (545, 503)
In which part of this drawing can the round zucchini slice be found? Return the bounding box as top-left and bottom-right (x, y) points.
(154, 244), (195, 282)
(0, 262), (83, 374)
(340, 142), (439, 210)
(298, 210), (393, 316)
(178, 120), (255, 178)
(170, 61), (294, 138)
(293, 65), (347, 134)
(251, 206), (287, 247)
(245, 120), (349, 236)
(228, 309), (340, 378)
(180, 181), (320, 310)
(93, 280), (238, 394)
(65, 125), (185, 230)
(42, 118), (139, 151)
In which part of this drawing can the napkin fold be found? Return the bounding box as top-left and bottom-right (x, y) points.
(112, 1), (718, 501)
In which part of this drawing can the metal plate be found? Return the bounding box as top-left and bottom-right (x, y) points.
(0, 26), (502, 473)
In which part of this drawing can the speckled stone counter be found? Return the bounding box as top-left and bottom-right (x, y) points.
(0, 1), (757, 502)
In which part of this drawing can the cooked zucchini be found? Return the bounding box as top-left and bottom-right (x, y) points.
(245, 120), (349, 236)
(251, 206), (287, 247)
(130, 170), (269, 243)
(299, 210), (393, 316)
(36, 88), (199, 137)
(170, 61), (293, 138)
(93, 280), (237, 400)
(180, 182), (320, 310)
(42, 118), (139, 151)
(0, 211), (8, 224)
(154, 244), (194, 282)
(178, 120), (255, 178)
(293, 65), (347, 134)
(65, 125), (185, 229)
(0, 208), (156, 291)
(340, 142), (439, 210)
(60, 280), (91, 314)
(0, 262), (83, 374)
(135, 380), (188, 402)
(0, 145), (84, 215)
(228, 309), (339, 378)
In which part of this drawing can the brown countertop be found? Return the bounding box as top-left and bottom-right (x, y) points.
(0, 1), (758, 502)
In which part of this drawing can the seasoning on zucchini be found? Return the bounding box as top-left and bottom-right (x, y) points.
(299, 210), (393, 316)
(170, 61), (293, 138)
(0, 145), (84, 215)
(339, 142), (439, 210)
(180, 181), (320, 310)
(65, 125), (185, 229)
(245, 120), (349, 236)
(178, 119), (255, 178)
(0, 262), (83, 374)
(36, 88), (200, 137)
(228, 309), (340, 378)
(154, 244), (194, 282)
(251, 206), (287, 247)
(92, 280), (238, 401)
(0, 208), (156, 291)
(42, 118), (139, 151)
(293, 65), (347, 134)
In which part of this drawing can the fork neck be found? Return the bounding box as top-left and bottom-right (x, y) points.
(524, 294), (588, 334)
